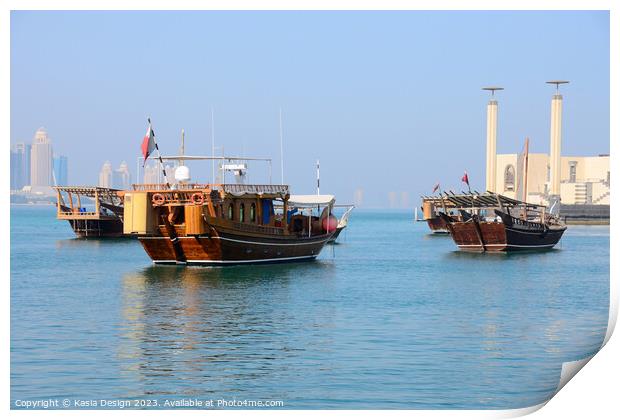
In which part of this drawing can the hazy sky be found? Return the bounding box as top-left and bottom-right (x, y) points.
(10, 11), (609, 207)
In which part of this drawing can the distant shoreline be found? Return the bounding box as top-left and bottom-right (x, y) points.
(10, 202), (55, 206)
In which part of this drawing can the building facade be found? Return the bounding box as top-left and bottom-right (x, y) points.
(53, 155), (68, 186)
(30, 128), (53, 187)
(484, 84), (609, 209)
(495, 153), (610, 205)
(10, 142), (31, 190)
(112, 161), (131, 189)
(98, 161), (113, 188)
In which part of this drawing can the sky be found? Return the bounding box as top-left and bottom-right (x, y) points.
(10, 11), (610, 208)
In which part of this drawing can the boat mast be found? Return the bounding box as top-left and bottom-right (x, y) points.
(180, 129), (185, 167)
(317, 160), (320, 195)
(279, 107), (284, 184)
(523, 137), (529, 203)
(211, 107), (215, 184)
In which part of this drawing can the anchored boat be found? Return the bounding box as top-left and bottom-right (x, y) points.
(54, 186), (126, 238)
(420, 195), (464, 234)
(120, 183), (337, 265)
(438, 192), (567, 252)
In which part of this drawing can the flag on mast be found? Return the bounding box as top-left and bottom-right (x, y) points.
(461, 171), (470, 188)
(141, 121), (156, 166)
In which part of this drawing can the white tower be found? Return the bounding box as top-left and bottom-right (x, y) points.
(30, 127), (53, 187)
(483, 87), (503, 192)
(547, 80), (569, 199)
(98, 161), (113, 187)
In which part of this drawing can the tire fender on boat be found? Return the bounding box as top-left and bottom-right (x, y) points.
(191, 192), (204, 205)
(152, 193), (165, 206)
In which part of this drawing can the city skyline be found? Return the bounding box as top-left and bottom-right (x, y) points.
(10, 11), (610, 207)
(10, 127), (68, 193)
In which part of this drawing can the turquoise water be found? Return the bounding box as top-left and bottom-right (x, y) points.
(11, 205), (609, 409)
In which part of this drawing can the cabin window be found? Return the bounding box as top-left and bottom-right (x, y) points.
(504, 165), (515, 191)
(239, 203), (245, 223)
(228, 204), (234, 220)
(569, 161), (577, 183)
(250, 203), (256, 223)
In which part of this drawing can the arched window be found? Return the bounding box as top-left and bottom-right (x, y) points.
(250, 203), (256, 223)
(228, 203), (234, 220)
(219, 204), (224, 218)
(239, 203), (245, 223)
(504, 165), (515, 191)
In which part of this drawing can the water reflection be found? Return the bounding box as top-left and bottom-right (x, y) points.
(441, 248), (560, 261)
(422, 233), (450, 241)
(118, 262), (336, 399)
(55, 237), (132, 250)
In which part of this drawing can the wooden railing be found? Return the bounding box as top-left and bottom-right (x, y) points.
(222, 184), (289, 195)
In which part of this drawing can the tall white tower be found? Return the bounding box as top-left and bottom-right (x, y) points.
(98, 161), (113, 188)
(547, 80), (569, 199)
(30, 127), (53, 187)
(483, 87), (503, 192)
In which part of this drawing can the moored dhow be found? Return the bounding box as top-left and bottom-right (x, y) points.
(438, 192), (567, 252)
(420, 195), (463, 234)
(120, 183), (337, 265)
(54, 186), (126, 238)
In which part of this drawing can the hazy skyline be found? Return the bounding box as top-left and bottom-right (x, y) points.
(11, 11), (609, 207)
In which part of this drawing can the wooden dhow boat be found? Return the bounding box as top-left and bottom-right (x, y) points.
(54, 186), (126, 238)
(420, 195), (463, 234)
(120, 183), (338, 265)
(437, 192), (567, 252)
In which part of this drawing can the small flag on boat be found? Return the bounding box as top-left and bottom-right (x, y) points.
(141, 120), (156, 166)
(432, 182), (440, 193)
(461, 171), (469, 186)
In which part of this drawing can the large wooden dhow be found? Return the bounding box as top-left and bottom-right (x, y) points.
(437, 192), (567, 252)
(120, 183), (337, 265)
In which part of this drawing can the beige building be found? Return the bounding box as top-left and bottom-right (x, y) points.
(484, 83), (609, 208)
(495, 153), (609, 205)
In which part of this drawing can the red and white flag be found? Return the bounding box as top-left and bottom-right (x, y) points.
(141, 122), (156, 166)
(432, 182), (440, 193)
(461, 171), (469, 186)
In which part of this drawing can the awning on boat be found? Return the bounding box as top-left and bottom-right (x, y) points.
(288, 194), (336, 207)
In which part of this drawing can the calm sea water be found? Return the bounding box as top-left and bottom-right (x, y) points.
(11, 205), (609, 409)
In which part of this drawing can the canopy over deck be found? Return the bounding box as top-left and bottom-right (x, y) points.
(420, 192), (543, 210)
(53, 186), (124, 220)
(288, 194), (336, 208)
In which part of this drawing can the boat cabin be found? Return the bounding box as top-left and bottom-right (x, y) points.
(120, 184), (337, 238)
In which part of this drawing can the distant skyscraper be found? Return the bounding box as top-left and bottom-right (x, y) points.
(112, 161), (131, 189)
(164, 164), (177, 185)
(354, 188), (364, 208)
(30, 128), (53, 187)
(10, 142), (31, 190)
(388, 191), (398, 209)
(400, 192), (410, 209)
(143, 163), (160, 184)
(98, 161), (113, 187)
(53, 155), (68, 186)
